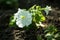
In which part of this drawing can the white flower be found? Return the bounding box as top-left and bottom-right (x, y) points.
(14, 8), (32, 28)
(44, 6), (52, 15)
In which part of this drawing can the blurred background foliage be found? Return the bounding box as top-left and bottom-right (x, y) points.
(37, 25), (60, 40)
(0, 0), (60, 9)
(0, 0), (19, 9)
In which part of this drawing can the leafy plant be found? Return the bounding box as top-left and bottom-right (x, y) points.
(9, 5), (52, 40)
(44, 25), (60, 40)
(29, 5), (46, 23)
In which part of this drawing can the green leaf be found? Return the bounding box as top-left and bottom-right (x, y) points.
(44, 25), (57, 33)
(9, 16), (15, 26)
(37, 35), (42, 40)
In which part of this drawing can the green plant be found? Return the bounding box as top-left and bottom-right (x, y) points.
(44, 25), (60, 40)
(9, 5), (52, 40)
